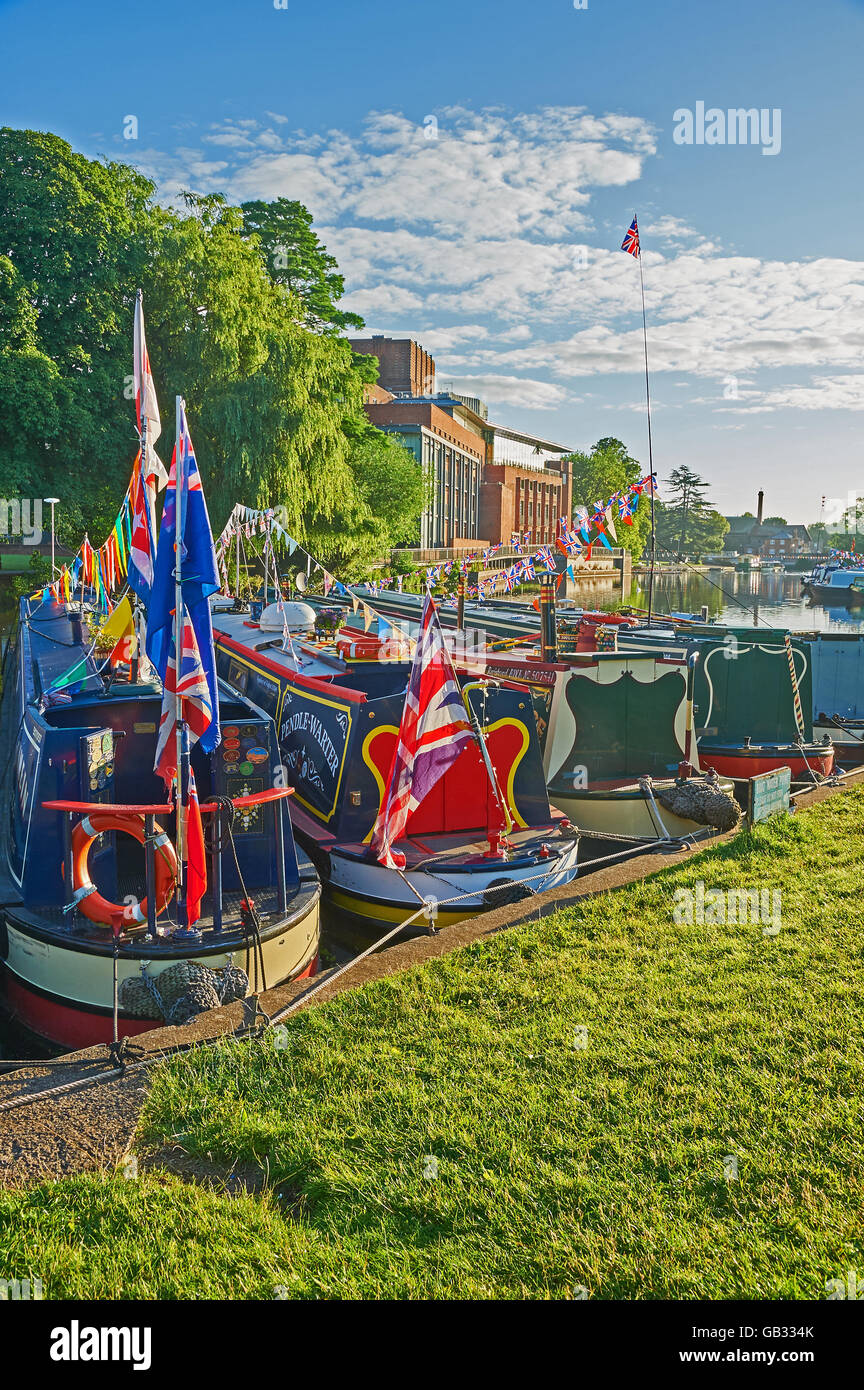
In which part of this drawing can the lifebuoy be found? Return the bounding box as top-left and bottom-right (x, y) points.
(71, 811), (178, 931)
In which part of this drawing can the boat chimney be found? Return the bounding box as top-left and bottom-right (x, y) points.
(539, 571), (558, 663)
(757, 490), (764, 524)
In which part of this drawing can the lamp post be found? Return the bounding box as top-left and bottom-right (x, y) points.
(44, 497), (59, 577)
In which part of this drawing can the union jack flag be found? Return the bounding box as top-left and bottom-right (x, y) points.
(557, 530), (581, 557)
(153, 610), (215, 785)
(621, 216), (640, 258)
(372, 594), (474, 870)
(535, 545), (556, 572)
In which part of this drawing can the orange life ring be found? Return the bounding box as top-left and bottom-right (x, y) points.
(71, 811), (178, 931)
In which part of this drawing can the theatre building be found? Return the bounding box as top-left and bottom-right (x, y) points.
(349, 335), (572, 549)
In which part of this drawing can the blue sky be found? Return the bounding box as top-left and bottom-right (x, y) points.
(2, 0), (863, 523)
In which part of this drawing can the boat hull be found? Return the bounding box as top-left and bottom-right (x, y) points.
(548, 780), (735, 840)
(813, 722), (864, 767)
(320, 833), (581, 936)
(1, 889), (320, 1050)
(805, 582), (864, 607)
(697, 744), (835, 781)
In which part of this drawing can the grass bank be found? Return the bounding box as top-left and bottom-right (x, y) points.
(2, 791), (863, 1299)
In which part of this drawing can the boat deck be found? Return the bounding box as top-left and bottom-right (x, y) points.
(211, 605), (350, 681)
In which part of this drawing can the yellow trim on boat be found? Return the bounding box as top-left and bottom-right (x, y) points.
(327, 886), (469, 928)
(360, 722), (400, 843)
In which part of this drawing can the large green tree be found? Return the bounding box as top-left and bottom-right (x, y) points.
(0, 129), (423, 569)
(565, 436), (652, 561)
(304, 428), (428, 576)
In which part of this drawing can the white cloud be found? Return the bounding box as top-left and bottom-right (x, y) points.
(133, 103), (864, 427)
(442, 375), (572, 409)
(723, 375), (864, 413)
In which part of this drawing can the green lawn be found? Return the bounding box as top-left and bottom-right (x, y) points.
(2, 791), (863, 1299)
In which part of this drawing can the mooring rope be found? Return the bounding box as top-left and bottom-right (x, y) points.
(784, 632), (807, 741)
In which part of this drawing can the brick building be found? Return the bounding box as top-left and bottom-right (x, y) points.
(350, 336), (572, 549)
(364, 398), (485, 548)
(348, 335), (436, 397)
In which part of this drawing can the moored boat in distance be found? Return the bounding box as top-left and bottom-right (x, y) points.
(0, 596), (320, 1050)
(803, 565), (864, 607)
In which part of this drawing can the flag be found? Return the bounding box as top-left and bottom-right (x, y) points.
(185, 768), (207, 926)
(128, 449), (157, 602)
(621, 216), (640, 258)
(134, 291), (168, 492)
(147, 401), (221, 760)
(98, 595), (137, 667)
(372, 594), (474, 870)
(49, 655), (90, 693)
(153, 610), (216, 783)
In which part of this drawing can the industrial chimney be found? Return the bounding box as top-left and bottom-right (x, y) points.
(757, 490), (764, 524)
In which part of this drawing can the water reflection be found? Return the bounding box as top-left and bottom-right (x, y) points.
(586, 568), (864, 633)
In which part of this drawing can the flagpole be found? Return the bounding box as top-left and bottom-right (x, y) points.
(235, 510), (241, 605)
(635, 218), (657, 627)
(134, 289), (149, 676)
(174, 396), (187, 926)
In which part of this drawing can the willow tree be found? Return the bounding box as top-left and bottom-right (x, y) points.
(0, 128), (424, 560)
(0, 127), (152, 531)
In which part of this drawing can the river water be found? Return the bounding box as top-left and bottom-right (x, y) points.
(566, 567), (864, 634)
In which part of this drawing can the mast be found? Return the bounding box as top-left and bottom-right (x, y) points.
(174, 396), (187, 923)
(235, 511), (241, 602)
(635, 217), (657, 626)
(134, 288), (149, 666)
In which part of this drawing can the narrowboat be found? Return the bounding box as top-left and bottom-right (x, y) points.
(211, 602), (581, 934)
(809, 632), (864, 767)
(0, 596), (320, 1050)
(329, 616), (740, 843)
(529, 649), (740, 840)
(691, 631), (835, 781)
(804, 566), (864, 607)
(800, 556), (864, 606)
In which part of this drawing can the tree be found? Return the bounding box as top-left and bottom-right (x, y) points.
(565, 437), (652, 561)
(0, 128), (152, 527)
(655, 500), (728, 556)
(762, 515), (787, 526)
(660, 467), (716, 557)
(240, 198), (364, 335)
(304, 428), (427, 576)
(0, 129), (424, 564)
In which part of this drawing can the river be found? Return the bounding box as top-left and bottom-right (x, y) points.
(568, 566), (864, 634)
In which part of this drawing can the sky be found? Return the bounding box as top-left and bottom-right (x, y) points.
(2, 0), (863, 524)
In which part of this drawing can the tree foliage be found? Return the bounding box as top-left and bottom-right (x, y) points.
(240, 198), (364, 335)
(655, 466), (728, 557)
(565, 436), (652, 561)
(0, 129), (423, 572)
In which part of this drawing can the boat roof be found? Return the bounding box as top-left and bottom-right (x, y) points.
(828, 569), (864, 585)
(211, 604), (353, 682)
